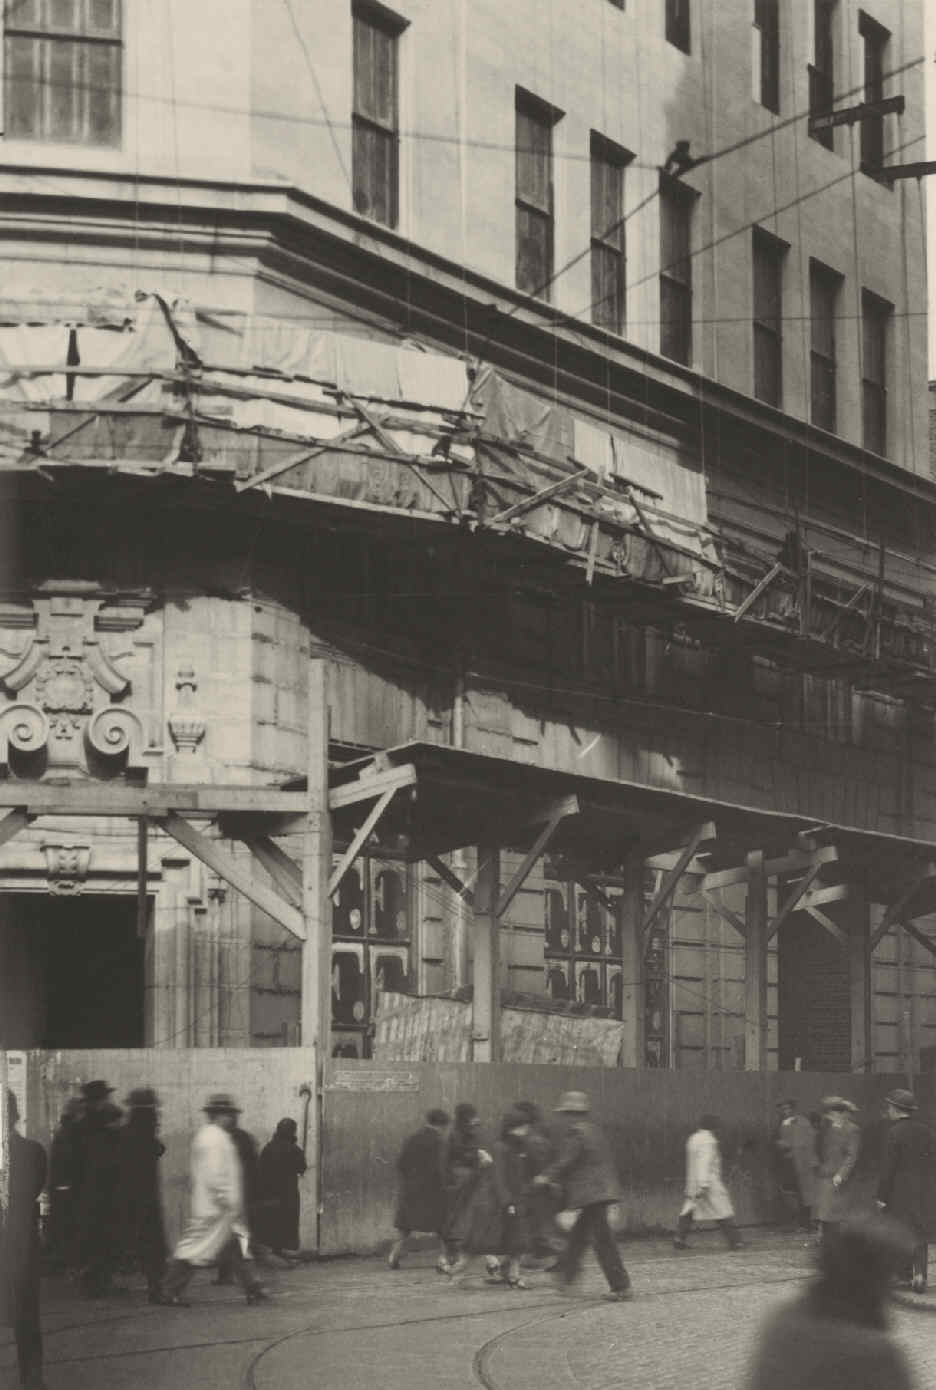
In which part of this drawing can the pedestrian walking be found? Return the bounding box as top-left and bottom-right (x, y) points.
(488, 1108), (534, 1288)
(815, 1096), (861, 1242)
(744, 1211), (914, 1390)
(774, 1099), (817, 1232)
(1, 1090), (48, 1390)
(257, 1118), (307, 1261)
(673, 1114), (743, 1250)
(534, 1090), (633, 1302)
(441, 1102), (494, 1274)
(162, 1094), (266, 1307)
(387, 1108), (449, 1270)
(116, 1088), (168, 1304)
(72, 1080), (123, 1297)
(216, 1113), (262, 1281)
(875, 1087), (936, 1294)
(514, 1101), (560, 1265)
(45, 1097), (83, 1274)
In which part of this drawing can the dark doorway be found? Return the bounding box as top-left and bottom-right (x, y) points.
(778, 910), (850, 1071)
(0, 894), (143, 1049)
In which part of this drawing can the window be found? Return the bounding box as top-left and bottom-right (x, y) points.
(810, 260), (840, 433)
(862, 290), (890, 455)
(859, 11), (888, 176)
(516, 90), (560, 300)
(753, 0), (780, 113)
(809, 0), (836, 150)
(4, 0), (121, 146)
(331, 854), (411, 1056)
(590, 134), (630, 334)
(352, 2), (403, 228)
(659, 178), (693, 366)
(543, 867), (624, 1014)
(752, 228), (785, 407)
(666, 0), (690, 52)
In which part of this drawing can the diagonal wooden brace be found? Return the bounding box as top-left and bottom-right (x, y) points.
(766, 860), (827, 942)
(734, 561), (786, 623)
(642, 822), (717, 941)
(900, 920), (936, 962)
(495, 796), (580, 919)
(154, 810), (305, 940)
(805, 903), (848, 945)
(869, 868), (936, 952)
(240, 833), (302, 908)
(701, 888), (747, 941)
(426, 854), (475, 910)
(488, 467), (592, 527)
(0, 806), (31, 850)
(328, 785), (398, 898)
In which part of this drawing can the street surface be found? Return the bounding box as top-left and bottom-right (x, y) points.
(4, 1231), (936, 1390)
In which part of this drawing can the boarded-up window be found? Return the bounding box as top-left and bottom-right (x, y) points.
(516, 90), (560, 299)
(4, 0), (122, 146)
(352, 2), (402, 227)
(660, 178), (693, 365)
(753, 227), (785, 407)
(810, 259), (840, 433)
(590, 133), (629, 334)
(862, 289), (890, 456)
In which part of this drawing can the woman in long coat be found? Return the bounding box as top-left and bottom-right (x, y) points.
(815, 1097), (861, 1235)
(388, 1109), (449, 1269)
(488, 1110), (535, 1288)
(258, 1118), (307, 1257)
(116, 1088), (167, 1303)
(442, 1103), (496, 1274)
(674, 1115), (743, 1250)
(876, 1088), (936, 1292)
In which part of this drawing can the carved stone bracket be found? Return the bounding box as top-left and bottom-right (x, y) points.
(0, 703), (49, 772)
(168, 666), (206, 754)
(42, 842), (92, 894)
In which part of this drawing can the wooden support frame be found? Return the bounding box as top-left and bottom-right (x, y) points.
(700, 888), (747, 941)
(472, 845), (501, 1062)
(426, 854), (475, 909)
(327, 786), (399, 897)
(488, 466), (591, 527)
(329, 763), (417, 811)
(702, 843), (838, 893)
(744, 851), (768, 1071)
(0, 807), (31, 851)
(869, 868), (936, 952)
(153, 810), (306, 940)
(733, 561), (786, 623)
(766, 861), (827, 942)
(495, 796), (579, 919)
(900, 920), (936, 961)
(239, 834), (302, 908)
(806, 903), (848, 945)
(642, 822), (716, 941)
(235, 424), (370, 494)
(136, 817), (149, 938)
(573, 879), (616, 915)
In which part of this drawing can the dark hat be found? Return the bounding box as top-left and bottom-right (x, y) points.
(81, 1080), (114, 1103)
(821, 1095), (858, 1114)
(555, 1090), (590, 1114)
(204, 1092), (240, 1115)
(885, 1088), (917, 1113)
(426, 1108), (450, 1127)
(126, 1087), (159, 1109)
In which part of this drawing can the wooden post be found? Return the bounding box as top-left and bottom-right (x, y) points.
(744, 851), (768, 1071)
(0, 1048), (8, 1218)
(301, 654), (333, 1248)
(618, 860), (644, 1069)
(848, 880), (872, 1073)
(471, 845), (500, 1062)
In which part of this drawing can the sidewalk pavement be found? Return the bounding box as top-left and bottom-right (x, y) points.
(4, 1230), (936, 1390)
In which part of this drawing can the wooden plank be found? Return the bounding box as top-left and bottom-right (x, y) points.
(702, 843), (838, 892)
(425, 854), (475, 909)
(805, 904), (848, 945)
(472, 846), (501, 1062)
(241, 834), (303, 908)
(744, 851), (768, 1071)
(799, 883), (849, 911)
(0, 783), (308, 817)
(153, 810), (306, 940)
(700, 888), (747, 941)
(488, 467), (591, 526)
(848, 884), (872, 1072)
(901, 919), (936, 962)
(329, 764), (417, 810)
(766, 861), (826, 942)
(136, 817), (148, 939)
(0, 807), (30, 851)
(642, 822), (716, 940)
(734, 561), (786, 622)
(234, 423), (368, 494)
(328, 787), (398, 897)
(495, 798), (578, 919)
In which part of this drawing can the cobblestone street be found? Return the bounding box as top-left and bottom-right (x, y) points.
(5, 1232), (936, 1390)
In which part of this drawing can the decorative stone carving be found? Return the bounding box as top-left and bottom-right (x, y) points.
(0, 703), (49, 770)
(42, 842), (92, 894)
(168, 666), (206, 754)
(86, 706), (144, 762)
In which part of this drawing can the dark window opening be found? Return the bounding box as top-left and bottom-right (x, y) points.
(809, 0), (836, 150)
(810, 259), (841, 433)
(859, 11), (888, 177)
(666, 0), (690, 52)
(516, 89), (561, 299)
(754, 0), (780, 112)
(352, 2), (403, 227)
(4, 0), (122, 147)
(862, 288), (890, 456)
(660, 177), (694, 365)
(591, 132), (630, 334)
(753, 227), (786, 407)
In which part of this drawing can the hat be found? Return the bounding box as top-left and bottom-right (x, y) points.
(885, 1088), (918, 1113)
(204, 1093), (240, 1115)
(555, 1090), (590, 1114)
(81, 1080), (114, 1103)
(821, 1095), (858, 1114)
(126, 1087), (159, 1109)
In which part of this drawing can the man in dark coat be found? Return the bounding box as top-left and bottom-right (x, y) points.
(216, 1113), (262, 1283)
(876, 1087), (936, 1293)
(1, 1090), (48, 1390)
(72, 1080), (122, 1297)
(535, 1090), (633, 1302)
(117, 1088), (168, 1303)
(45, 1097), (83, 1274)
(257, 1118), (307, 1259)
(389, 1109), (450, 1269)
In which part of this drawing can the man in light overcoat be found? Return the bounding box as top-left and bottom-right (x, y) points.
(815, 1096), (861, 1240)
(673, 1115), (743, 1250)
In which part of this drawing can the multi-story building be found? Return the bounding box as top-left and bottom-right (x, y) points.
(0, 0), (933, 1074)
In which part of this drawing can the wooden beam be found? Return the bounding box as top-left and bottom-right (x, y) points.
(495, 798), (578, 919)
(745, 851), (768, 1071)
(766, 861), (827, 942)
(234, 423), (368, 494)
(901, 919), (936, 962)
(805, 904), (848, 945)
(153, 811), (306, 941)
(869, 873), (930, 952)
(240, 834), (302, 908)
(328, 786), (398, 897)
(0, 783), (308, 817)
(329, 763), (417, 811)
(472, 845), (501, 1062)
(848, 882), (872, 1073)
(642, 822), (716, 940)
(425, 854), (475, 909)
(574, 879), (616, 914)
(0, 807), (30, 851)
(734, 561), (786, 623)
(136, 817), (148, 939)
(702, 843), (838, 893)
(700, 888), (747, 941)
(488, 467), (591, 526)
(800, 882), (849, 911)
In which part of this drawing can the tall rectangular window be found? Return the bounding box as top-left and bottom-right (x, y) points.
(516, 91), (559, 300)
(862, 290), (889, 455)
(809, 0), (836, 150)
(590, 134), (629, 335)
(752, 228), (785, 407)
(666, 0), (690, 52)
(754, 0), (780, 113)
(3, 0), (122, 146)
(810, 260), (840, 433)
(352, 3), (402, 228)
(659, 179), (693, 366)
(859, 11), (888, 176)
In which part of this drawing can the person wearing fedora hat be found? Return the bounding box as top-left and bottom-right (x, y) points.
(116, 1088), (168, 1304)
(533, 1091), (633, 1302)
(877, 1088), (936, 1293)
(72, 1082), (123, 1297)
(1, 1089), (48, 1390)
(815, 1097), (861, 1243)
(162, 1095), (266, 1307)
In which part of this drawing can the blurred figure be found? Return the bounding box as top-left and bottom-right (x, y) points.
(535, 1090), (633, 1302)
(258, 1118), (307, 1262)
(216, 1111), (261, 1283)
(774, 1099), (818, 1233)
(876, 1088), (936, 1294)
(442, 1102), (493, 1274)
(815, 1096), (861, 1243)
(744, 1212), (915, 1390)
(117, 1088), (167, 1304)
(73, 1080), (123, 1297)
(489, 1108), (534, 1289)
(674, 1115), (743, 1251)
(388, 1108), (449, 1270)
(45, 1096), (83, 1274)
(0, 1089), (48, 1390)
(514, 1100), (561, 1266)
(163, 1094), (265, 1307)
